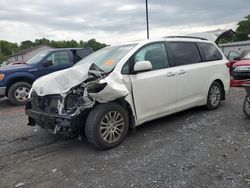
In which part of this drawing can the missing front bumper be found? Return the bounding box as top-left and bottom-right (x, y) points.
(25, 101), (80, 134)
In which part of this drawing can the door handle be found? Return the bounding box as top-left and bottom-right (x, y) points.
(166, 72), (176, 77)
(178, 70), (186, 75)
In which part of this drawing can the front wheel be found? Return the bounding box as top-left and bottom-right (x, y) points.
(85, 102), (129, 150)
(243, 95), (250, 118)
(206, 81), (223, 110)
(8, 82), (31, 105)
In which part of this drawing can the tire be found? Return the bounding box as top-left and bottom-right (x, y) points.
(243, 95), (250, 118)
(85, 102), (129, 150)
(206, 81), (223, 110)
(8, 82), (31, 105)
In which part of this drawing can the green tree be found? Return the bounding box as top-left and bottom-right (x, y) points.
(235, 15), (250, 41)
(79, 40), (87, 47)
(86, 39), (107, 51)
(0, 40), (19, 64)
(0, 54), (4, 65)
(34, 38), (51, 46)
(20, 40), (34, 49)
(0, 40), (19, 55)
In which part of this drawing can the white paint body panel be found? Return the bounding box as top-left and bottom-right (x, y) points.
(32, 38), (230, 128)
(129, 59), (230, 126)
(130, 67), (178, 124)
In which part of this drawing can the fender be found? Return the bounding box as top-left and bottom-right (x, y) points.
(6, 71), (36, 82)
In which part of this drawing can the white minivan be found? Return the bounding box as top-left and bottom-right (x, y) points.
(26, 37), (230, 149)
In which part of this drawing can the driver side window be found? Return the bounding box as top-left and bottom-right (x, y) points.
(46, 51), (70, 66)
(134, 43), (169, 70)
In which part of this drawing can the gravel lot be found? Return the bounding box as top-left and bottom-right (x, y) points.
(0, 88), (250, 188)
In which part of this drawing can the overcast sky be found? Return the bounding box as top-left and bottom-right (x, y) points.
(0, 0), (249, 44)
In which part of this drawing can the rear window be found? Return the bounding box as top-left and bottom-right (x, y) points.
(199, 42), (223, 61)
(168, 42), (201, 66)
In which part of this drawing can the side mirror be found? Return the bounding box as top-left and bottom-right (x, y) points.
(134, 61), (152, 73)
(43, 60), (53, 67)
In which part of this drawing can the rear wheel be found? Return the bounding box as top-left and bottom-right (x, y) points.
(8, 82), (31, 105)
(243, 95), (250, 118)
(206, 81), (222, 110)
(85, 102), (129, 150)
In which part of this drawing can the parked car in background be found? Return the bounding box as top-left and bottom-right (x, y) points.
(26, 37), (230, 149)
(230, 50), (250, 87)
(0, 48), (93, 105)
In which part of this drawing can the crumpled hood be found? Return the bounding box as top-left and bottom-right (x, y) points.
(33, 63), (91, 96)
(33, 62), (130, 104)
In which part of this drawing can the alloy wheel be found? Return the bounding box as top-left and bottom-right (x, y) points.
(100, 111), (125, 144)
(209, 85), (221, 107)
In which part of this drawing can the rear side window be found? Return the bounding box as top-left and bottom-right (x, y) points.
(168, 42), (201, 66)
(199, 42), (223, 61)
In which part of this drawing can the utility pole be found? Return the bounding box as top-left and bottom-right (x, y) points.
(145, 0), (149, 39)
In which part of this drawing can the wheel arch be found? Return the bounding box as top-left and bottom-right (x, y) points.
(210, 79), (225, 100)
(113, 97), (136, 131)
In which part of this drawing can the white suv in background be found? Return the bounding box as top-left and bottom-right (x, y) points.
(26, 37), (230, 149)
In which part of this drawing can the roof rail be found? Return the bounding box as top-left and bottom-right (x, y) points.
(164, 36), (208, 40)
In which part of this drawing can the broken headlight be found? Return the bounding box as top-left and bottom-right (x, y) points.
(87, 82), (107, 93)
(65, 92), (82, 110)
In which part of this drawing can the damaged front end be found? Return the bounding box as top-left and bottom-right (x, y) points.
(26, 70), (129, 136)
(26, 81), (98, 135)
(25, 44), (136, 137)
(25, 63), (111, 135)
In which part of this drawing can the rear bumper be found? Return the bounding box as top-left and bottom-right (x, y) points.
(230, 79), (250, 87)
(0, 87), (6, 97)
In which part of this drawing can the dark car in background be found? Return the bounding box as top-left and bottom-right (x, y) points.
(0, 48), (93, 105)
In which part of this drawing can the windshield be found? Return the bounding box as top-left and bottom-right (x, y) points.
(26, 51), (49, 64)
(75, 44), (137, 73)
(243, 52), (250, 60)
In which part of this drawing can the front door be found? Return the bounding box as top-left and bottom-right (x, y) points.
(129, 43), (178, 123)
